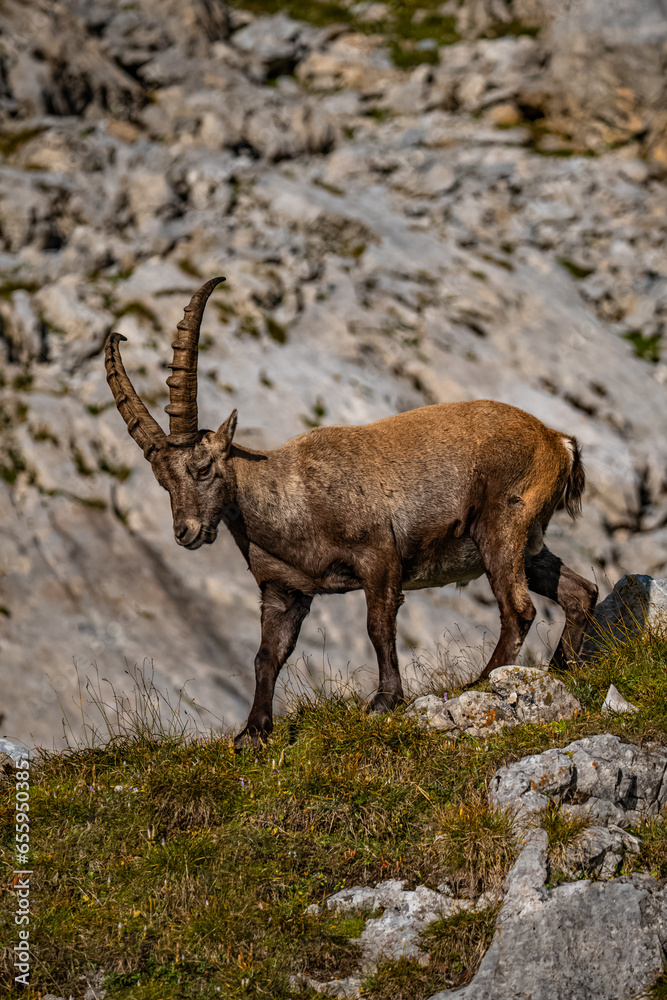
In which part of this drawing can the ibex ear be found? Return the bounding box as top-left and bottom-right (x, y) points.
(215, 408), (238, 456)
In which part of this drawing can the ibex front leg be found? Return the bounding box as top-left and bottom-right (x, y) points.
(363, 560), (405, 713)
(235, 583), (312, 747)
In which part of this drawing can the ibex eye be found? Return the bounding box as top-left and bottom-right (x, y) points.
(198, 466), (210, 477)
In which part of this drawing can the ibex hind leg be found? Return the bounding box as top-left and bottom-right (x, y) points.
(234, 584), (312, 748)
(526, 545), (598, 669)
(474, 521), (537, 681)
(363, 563), (406, 713)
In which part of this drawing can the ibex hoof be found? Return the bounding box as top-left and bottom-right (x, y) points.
(368, 691), (405, 714)
(234, 726), (270, 749)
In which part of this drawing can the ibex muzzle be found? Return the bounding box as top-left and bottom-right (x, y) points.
(106, 278), (598, 747)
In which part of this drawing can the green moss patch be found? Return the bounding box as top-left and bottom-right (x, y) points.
(624, 330), (661, 364)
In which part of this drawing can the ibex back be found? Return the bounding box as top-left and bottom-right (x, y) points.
(105, 278), (598, 746)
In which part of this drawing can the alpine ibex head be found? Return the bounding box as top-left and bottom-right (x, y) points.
(105, 277), (237, 550)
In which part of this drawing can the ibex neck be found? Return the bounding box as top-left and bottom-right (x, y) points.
(230, 442), (300, 543)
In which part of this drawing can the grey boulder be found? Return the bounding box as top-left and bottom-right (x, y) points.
(0, 737), (31, 761)
(489, 733), (667, 828)
(322, 879), (475, 969)
(488, 665), (582, 724)
(407, 665), (581, 738)
(430, 734), (667, 999)
(602, 684), (639, 715)
(583, 575), (667, 658)
(430, 870), (667, 1000)
(566, 824), (641, 880)
(301, 879), (479, 995)
(232, 14), (328, 81)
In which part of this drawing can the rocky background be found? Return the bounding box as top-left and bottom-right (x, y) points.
(0, 0), (666, 748)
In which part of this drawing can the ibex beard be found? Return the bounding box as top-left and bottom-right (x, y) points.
(105, 277), (598, 747)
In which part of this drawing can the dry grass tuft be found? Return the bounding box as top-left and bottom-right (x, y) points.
(625, 815), (667, 881)
(422, 906), (500, 986)
(537, 799), (592, 882)
(361, 956), (440, 1000)
(431, 790), (517, 898)
(361, 907), (499, 999)
(539, 800), (591, 852)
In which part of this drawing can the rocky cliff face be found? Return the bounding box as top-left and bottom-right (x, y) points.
(0, 0), (665, 748)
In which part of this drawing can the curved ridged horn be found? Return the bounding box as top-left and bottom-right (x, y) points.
(165, 276), (226, 447)
(105, 333), (166, 461)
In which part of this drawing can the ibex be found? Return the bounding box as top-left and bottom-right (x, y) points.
(105, 277), (598, 746)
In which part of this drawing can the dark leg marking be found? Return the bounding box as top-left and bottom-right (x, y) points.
(525, 545), (598, 669)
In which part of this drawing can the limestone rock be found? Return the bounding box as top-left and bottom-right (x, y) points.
(602, 684), (639, 715)
(564, 824), (641, 880)
(455, 0), (551, 40)
(488, 665), (581, 724)
(232, 14), (327, 82)
(407, 690), (514, 738)
(351, 2), (390, 24)
(428, 736), (667, 999)
(498, 827), (548, 921)
(82, 970), (107, 1000)
(429, 872), (667, 1000)
(545, 0), (667, 161)
(447, 690), (515, 737)
(1, 1), (143, 120)
(489, 746), (575, 818)
(489, 734), (667, 828)
(0, 737), (31, 761)
(301, 734), (667, 999)
(583, 575), (667, 657)
(0, 291), (44, 364)
(323, 879), (474, 973)
(409, 694), (457, 731)
(296, 34), (394, 93)
(407, 666), (581, 738)
(391, 158), (457, 198)
(568, 826), (623, 875)
(33, 278), (112, 350)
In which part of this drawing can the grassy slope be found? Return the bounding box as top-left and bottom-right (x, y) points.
(1, 629), (667, 999)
